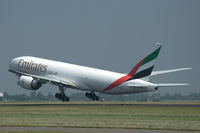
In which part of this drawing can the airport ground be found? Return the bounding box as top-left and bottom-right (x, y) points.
(0, 101), (200, 133)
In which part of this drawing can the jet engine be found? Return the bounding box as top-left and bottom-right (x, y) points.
(18, 75), (42, 90)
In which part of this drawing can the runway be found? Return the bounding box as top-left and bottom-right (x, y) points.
(0, 103), (200, 107)
(1, 127), (200, 133)
(1, 102), (200, 132)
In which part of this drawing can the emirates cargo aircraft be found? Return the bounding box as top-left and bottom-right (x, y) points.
(8, 43), (191, 101)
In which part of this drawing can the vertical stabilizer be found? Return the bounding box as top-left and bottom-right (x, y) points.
(128, 43), (162, 81)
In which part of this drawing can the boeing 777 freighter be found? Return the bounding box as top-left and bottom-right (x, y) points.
(8, 43), (191, 101)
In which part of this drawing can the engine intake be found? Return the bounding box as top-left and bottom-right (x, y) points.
(18, 75), (42, 90)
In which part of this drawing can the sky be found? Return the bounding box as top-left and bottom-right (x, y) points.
(0, 0), (199, 95)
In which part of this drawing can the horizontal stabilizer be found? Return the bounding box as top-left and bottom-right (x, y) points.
(151, 68), (192, 76)
(156, 83), (189, 87)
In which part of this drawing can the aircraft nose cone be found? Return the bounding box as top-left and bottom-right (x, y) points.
(8, 57), (19, 72)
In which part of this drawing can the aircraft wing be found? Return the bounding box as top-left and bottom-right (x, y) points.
(9, 70), (78, 89)
(29, 74), (78, 88)
(33, 75), (78, 89)
(151, 68), (192, 76)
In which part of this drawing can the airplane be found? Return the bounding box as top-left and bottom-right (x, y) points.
(8, 43), (191, 101)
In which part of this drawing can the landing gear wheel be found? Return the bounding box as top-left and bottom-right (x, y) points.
(95, 96), (99, 101)
(55, 93), (60, 98)
(55, 85), (70, 102)
(85, 91), (99, 101)
(85, 92), (90, 97)
(92, 97), (96, 101)
(64, 96), (70, 102)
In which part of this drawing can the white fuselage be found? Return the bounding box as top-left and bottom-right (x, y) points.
(9, 56), (156, 94)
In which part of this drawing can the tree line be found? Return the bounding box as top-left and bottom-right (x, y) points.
(2, 91), (200, 101)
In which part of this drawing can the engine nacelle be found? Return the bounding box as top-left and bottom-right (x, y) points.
(18, 75), (42, 90)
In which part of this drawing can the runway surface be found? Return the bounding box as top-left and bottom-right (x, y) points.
(1, 127), (200, 133)
(1, 103), (200, 133)
(0, 103), (200, 107)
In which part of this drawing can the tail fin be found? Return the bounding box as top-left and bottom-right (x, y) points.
(128, 43), (162, 81)
(102, 43), (161, 92)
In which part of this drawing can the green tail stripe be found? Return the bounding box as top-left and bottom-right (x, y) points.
(141, 46), (161, 66)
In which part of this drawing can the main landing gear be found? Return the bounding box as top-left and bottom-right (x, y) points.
(55, 85), (70, 102)
(85, 91), (99, 101)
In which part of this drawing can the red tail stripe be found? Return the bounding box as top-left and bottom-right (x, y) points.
(102, 75), (131, 92)
(128, 58), (145, 76)
(102, 58), (145, 92)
